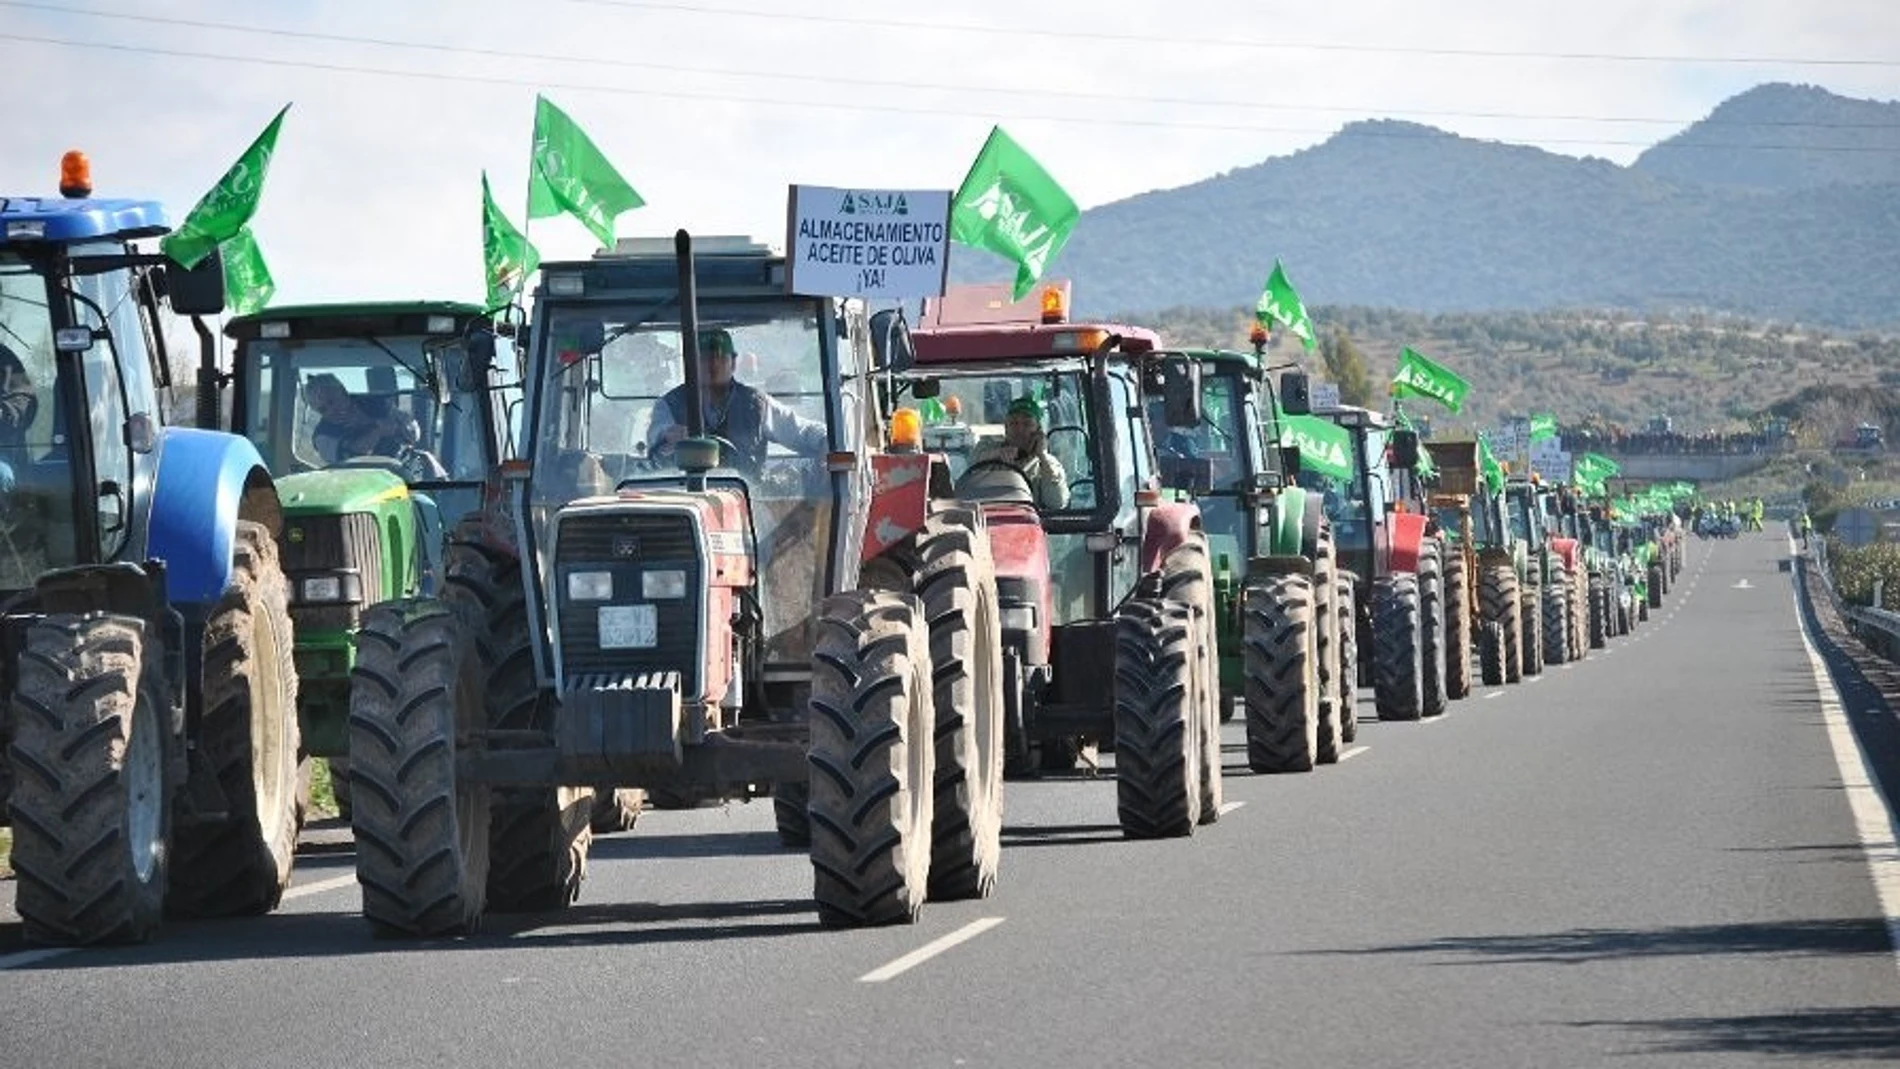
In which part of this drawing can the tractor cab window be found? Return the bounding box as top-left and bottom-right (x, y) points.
(1149, 372), (1245, 494)
(913, 364), (1097, 513)
(531, 297), (846, 668)
(0, 253), (78, 584)
(1507, 491), (1532, 544)
(238, 334), (488, 483)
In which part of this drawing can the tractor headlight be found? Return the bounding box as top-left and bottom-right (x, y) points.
(567, 570), (614, 601)
(641, 569), (687, 600)
(302, 576), (343, 603)
(999, 604), (1037, 632)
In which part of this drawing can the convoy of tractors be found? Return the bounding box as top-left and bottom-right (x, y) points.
(0, 163), (1693, 946)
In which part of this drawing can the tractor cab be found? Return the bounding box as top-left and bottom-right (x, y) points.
(221, 301), (514, 767)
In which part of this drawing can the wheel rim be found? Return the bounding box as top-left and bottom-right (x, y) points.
(249, 601), (292, 831)
(125, 687), (163, 884)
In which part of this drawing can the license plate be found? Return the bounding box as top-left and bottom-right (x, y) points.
(598, 604), (658, 649)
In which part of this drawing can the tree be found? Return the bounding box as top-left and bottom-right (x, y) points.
(1320, 326), (1375, 408)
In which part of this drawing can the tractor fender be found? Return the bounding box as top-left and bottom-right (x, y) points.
(1550, 536), (1581, 574)
(980, 503), (1054, 665)
(862, 453), (933, 560)
(1137, 501), (1201, 575)
(1386, 510), (1429, 575)
(146, 427), (280, 607)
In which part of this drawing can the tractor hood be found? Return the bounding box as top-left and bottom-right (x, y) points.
(277, 467), (411, 516)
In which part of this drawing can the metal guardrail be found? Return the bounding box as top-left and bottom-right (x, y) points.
(1811, 536), (1900, 663)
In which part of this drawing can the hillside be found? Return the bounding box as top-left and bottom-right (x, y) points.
(1127, 304), (1900, 438)
(949, 84), (1900, 329)
(1632, 82), (1900, 190)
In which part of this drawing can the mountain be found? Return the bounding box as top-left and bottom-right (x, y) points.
(948, 85), (1900, 329)
(1632, 82), (1900, 190)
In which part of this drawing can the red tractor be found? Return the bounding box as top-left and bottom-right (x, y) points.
(887, 282), (1224, 838)
(345, 233), (1009, 933)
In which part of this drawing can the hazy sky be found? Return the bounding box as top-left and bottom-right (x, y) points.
(4, 0), (1895, 307)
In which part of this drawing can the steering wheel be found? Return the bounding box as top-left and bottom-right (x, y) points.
(955, 458), (1036, 505)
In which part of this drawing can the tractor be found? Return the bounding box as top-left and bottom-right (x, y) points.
(0, 155), (302, 944)
(346, 232), (1010, 934)
(1533, 479), (1589, 667)
(1303, 405), (1451, 721)
(213, 302), (563, 822)
(891, 280), (1225, 834)
(1424, 438), (1515, 700)
(1140, 341), (1354, 773)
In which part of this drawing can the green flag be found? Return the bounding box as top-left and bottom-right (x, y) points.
(527, 95), (644, 249)
(1529, 413), (1557, 442)
(1575, 452), (1621, 483)
(161, 105), (290, 270)
(1255, 260), (1317, 352)
(1390, 347), (1470, 413)
(219, 226), (273, 316)
(482, 171), (541, 312)
(1279, 413), (1354, 480)
(1477, 434), (1506, 495)
(949, 125), (1080, 301)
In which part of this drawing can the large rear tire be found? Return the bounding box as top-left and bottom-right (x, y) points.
(1418, 543), (1449, 718)
(808, 591), (935, 927)
(1479, 563), (1521, 685)
(1242, 573), (1319, 773)
(1159, 535), (1222, 821)
(441, 531), (592, 915)
(1442, 552), (1472, 700)
(589, 788), (646, 833)
(911, 505), (1006, 902)
(1521, 586), (1544, 677)
(1588, 578), (1608, 650)
(1336, 572), (1359, 743)
(1373, 574), (1424, 721)
(1542, 566), (1572, 667)
(350, 599), (491, 937)
(1312, 532), (1343, 763)
(8, 614), (169, 945)
(167, 520), (300, 918)
(1114, 598), (1202, 837)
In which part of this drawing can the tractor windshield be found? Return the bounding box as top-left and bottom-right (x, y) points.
(1507, 489), (1533, 544)
(909, 363), (1098, 513)
(1149, 367), (1252, 563)
(0, 253), (71, 585)
(237, 334), (492, 483)
(526, 296), (855, 667)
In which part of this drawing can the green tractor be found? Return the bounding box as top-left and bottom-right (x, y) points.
(1142, 346), (1353, 771)
(217, 302), (524, 821)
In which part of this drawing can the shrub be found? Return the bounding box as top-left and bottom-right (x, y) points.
(1827, 540), (1900, 608)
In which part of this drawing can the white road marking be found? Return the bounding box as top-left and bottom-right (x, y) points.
(1527, 674), (1545, 683)
(282, 874), (359, 902)
(1217, 800), (1247, 815)
(1734, 579), (1754, 590)
(859, 917), (1005, 982)
(1339, 746), (1370, 761)
(1484, 690), (1505, 699)
(1791, 566), (1900, 979)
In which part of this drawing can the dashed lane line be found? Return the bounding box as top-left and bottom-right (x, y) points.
(859, 917), (1006, 982)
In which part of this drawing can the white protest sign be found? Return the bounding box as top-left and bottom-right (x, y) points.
(785, 185), (951, 299)
(1311, 382), (1341, 410)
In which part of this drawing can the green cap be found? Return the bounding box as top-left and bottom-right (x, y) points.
(1007, 395), (1044, 420)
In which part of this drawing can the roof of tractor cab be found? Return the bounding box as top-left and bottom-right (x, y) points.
(536, 235), (788, 299)
(913, 280), (1158, 364)
(225, 301), (490, 341)
(0, 197), (168, 244)
(1313, 403), (1391, 430)
(1161, 348), (1263, 371)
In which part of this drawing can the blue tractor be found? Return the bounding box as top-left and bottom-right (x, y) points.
(0, 154), (303, 944)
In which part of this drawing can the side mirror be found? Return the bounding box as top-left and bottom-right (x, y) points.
(1280, 444), (1303, 477)
(910, 376), (941, 399)
(165, 250), (227, 317)
(1279, 370), (1311, 416)
(1389, 428), (1421, 470)
(1162, 359), (1201, 427)
(869, 308), (916, 373)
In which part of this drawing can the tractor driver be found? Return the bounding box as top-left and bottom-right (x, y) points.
(965, 395), (1070, 510)
(0, 340), (39, 494)
(645, 327), (828, 472)
(304, 373), (429, 469)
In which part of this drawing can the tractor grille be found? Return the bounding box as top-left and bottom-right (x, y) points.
(555, 511), (703, 695)
(283, 512), (382, 630)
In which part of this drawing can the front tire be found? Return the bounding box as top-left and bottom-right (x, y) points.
(8, 614), (169, 945)
(1114, 598), (1203, 837)
(1373, 574), (1424, 721)
(1242, 574), (1319, 773)
(350, 599), (491, 938)
(808, 591), (936, 927)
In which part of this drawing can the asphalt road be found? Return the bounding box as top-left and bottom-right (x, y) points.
(3, 531), (1898, 1067)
